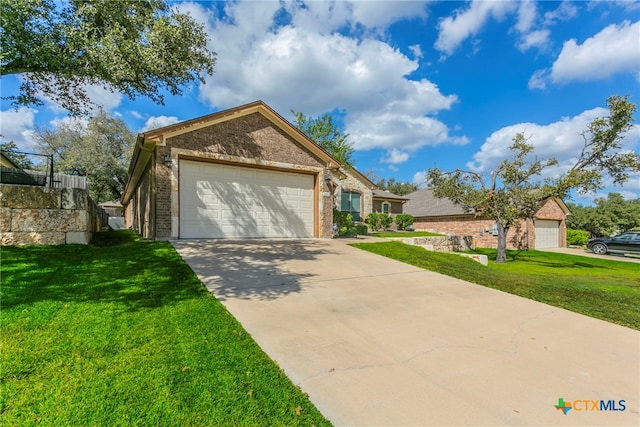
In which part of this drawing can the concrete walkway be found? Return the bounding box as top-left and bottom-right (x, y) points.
(173, 238), (639, 426)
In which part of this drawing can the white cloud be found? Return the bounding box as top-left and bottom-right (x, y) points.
(186, 1), (466, 165)
(516, 0), (537, 33)
(382, 149), (410, 165)
(434, 0), (517, 56)
(289, 0), (427, 34)
(408, 44), (423, 60)
(141, 116), (181, 132)
(518, 28), (550, 52)
(549, 20), (640, 83)
(543, 1), (578, 26)
(49, 116), (90, 132)
(528, 69), (549, 90)
(0, 107), (40, 150)
(412, 170), (428, 188)
(468, 106), (640, 198)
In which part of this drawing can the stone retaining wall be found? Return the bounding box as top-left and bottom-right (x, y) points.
(0, 184), (105, 245)
(392, 236), (474, 252)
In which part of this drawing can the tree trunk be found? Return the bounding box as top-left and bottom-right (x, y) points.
(496, 221), (509, 263)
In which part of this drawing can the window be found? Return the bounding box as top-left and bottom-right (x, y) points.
(382, 202), (390, 214)
(341, 191), (361, 221)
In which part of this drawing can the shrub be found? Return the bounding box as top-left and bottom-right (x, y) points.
(366, 213), (393, 231)
(355, 224), (368, 235)
(333, 209), (357, 237)
(395, 214), (414, 231)
(567, 228), (589, 246)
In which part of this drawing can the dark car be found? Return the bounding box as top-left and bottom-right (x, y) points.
(587, 231), (640, 255)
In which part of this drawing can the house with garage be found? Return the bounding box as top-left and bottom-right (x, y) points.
(404, 188), (569, 249)
(121, 101), (375, 239)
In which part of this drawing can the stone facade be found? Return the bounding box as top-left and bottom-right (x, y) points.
(1, 185), (104, 245)
(412, 198), (567, 249)
(333, 168), (373, 222)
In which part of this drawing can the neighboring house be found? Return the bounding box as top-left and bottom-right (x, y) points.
(121, 101), (375, 239)
(404, 188), (569, 249)
(372, 189), (408, 216)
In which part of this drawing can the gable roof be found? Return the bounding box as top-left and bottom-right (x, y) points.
(404, 188), (469, 217)
(372, 189), (409, 201)
(404, 188), (571, 218)
(122, 100), (374, 204)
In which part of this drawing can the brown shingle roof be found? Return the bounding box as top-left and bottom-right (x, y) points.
(403, 188), (469, 217)
(371, 189), (409, 201)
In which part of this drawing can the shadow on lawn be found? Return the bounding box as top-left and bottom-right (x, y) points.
(172, 239), (329, 301)
(1, 231), (207, 311)
(470, 248), (609, 269)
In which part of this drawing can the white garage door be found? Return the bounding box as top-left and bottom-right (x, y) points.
(535, 220), (560, 249)
(180, 160), (314, 238)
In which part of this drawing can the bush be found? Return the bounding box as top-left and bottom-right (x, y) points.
(355, 224), (368, 235)
(567, 228), (589, 246)
(366, 213), (393, 231)
(333, 209), (357, 237)
(395, 214), (414, 231)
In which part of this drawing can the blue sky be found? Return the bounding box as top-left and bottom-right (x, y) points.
(1, 0), (639, 204)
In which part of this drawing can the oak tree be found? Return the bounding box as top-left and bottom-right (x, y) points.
(35, 110), (135, 203)
(427, 95), (639, 263)
(1, 0), (216, 115)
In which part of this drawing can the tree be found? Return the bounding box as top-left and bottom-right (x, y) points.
(427, 95), (639, 263)
(35, 110), (135, 203)
(567, 194), (640, 237)
(375, 177), (418, 196)
(291, 110), (354, 166)
(0, 141), (34, 169)
(1, 0), (216, 115)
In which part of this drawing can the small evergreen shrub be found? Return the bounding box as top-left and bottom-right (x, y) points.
(567, 228), (589, 246)
(395, 214), (414, 231)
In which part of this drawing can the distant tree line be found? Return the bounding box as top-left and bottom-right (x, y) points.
(567, 193), (640, 237)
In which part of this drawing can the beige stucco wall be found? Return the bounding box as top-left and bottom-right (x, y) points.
(0, 184), (103, 245)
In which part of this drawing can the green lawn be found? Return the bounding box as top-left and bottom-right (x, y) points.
(369, 231), (443, 238)
(1, 231), (329, 426)
(350, 241), (640, 330)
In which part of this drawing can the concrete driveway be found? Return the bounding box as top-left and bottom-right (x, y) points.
(173, 238), (639, 426)
(541, 247), (640, 264)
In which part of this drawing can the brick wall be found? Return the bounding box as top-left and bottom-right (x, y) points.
(413, 199), (567, 249)
(1, 184), (105, 245)
(131, 113), (340, 239)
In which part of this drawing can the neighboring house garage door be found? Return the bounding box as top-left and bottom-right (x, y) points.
(180, 160), (314, 238)
(535, 220), (560, 249)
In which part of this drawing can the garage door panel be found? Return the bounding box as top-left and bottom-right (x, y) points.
(535, 220), (560, 249)
(180, 160), (314, 238)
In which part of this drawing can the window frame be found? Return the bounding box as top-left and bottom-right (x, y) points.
(340, 190), (362, 221)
